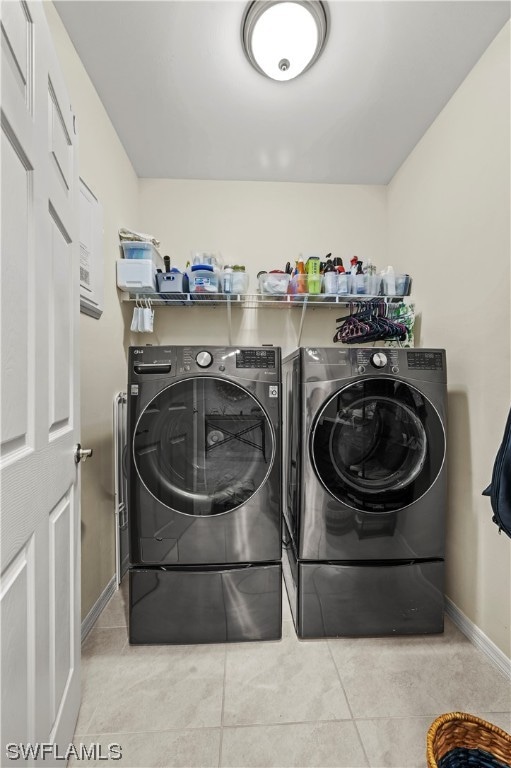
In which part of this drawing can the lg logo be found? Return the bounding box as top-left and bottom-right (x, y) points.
(133, 349), (143, 355)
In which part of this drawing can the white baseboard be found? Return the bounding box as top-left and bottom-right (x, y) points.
(445, 596), (511, 681)
(81, 575), (117, 643)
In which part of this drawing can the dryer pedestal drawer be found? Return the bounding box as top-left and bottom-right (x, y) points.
(283, 540), (444, 638)
(129, 564), (282, 644)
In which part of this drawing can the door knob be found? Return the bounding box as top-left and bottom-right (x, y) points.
(74, 443), (93, 464)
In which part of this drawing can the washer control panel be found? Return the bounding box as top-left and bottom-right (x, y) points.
(131, 346), (280, 377)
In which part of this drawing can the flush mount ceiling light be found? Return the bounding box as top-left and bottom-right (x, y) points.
(242, 0), (328, 82)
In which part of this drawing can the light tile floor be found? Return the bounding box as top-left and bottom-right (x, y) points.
(73, 579), (511, 768)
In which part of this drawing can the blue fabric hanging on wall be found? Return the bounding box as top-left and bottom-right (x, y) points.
(482, 407), (511, 539)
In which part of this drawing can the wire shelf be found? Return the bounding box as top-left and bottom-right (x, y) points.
(121, 291), (406, 308)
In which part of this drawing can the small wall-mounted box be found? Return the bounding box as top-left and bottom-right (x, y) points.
(116, 259), (156, 292)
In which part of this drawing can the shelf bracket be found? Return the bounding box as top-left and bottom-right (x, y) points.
(226, 295), (232, 345)
(297, 296), (309, 346)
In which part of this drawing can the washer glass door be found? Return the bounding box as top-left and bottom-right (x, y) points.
(311, 378), (445, 512)
(134, 377), (274, 516)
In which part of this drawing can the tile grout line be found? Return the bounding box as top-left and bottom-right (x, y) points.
(78, 703), (98, 741)
(74, 710), (511, 739)
(326, 639), (371, 768)
(78, 635), (130, 739)
(218, 644), (228, 768)
(75, 725), (225, 738)
(220, 718), (360, 730)
(93, 623), (127, 630)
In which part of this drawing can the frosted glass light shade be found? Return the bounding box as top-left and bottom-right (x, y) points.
(242, 1), (328, 82)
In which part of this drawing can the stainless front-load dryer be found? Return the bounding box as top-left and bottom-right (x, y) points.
(282, 347), (447, 638)
(127, 345), (282, 644)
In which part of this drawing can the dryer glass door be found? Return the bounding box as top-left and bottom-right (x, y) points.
(310, 378), (445, 513)
(133, 377), (274, 516)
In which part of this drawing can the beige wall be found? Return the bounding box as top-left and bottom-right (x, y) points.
(388, 23), (511, 655)
(137, 180), (387, 355)
(45, 4), (140, 620)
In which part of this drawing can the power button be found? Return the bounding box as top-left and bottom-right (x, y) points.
(391, 366), (399, 374)
(358, 365), (366, 374)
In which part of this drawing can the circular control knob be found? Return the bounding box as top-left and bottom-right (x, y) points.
(196, 351), (213, 368)
(371, 352), (388, 368)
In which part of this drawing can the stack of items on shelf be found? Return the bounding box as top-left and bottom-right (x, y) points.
(116, 229), (164, 293)
(116, 232), (250, 298)
(115, 233), (411, 301)
(258, 255), (411, 297)
(185, 256), (249, 296)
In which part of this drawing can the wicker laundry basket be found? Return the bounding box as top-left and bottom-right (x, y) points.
(427, 712), (511, 768)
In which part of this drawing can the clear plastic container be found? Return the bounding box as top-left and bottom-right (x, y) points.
(366, 274), (382, 295)
(231, 266), (249, 294)
(382, 267), (396, 296)
(121, 240), (154, 259)
(337, 272), (349, 295)
(354, 273), (367, 295)
(288, 274), (309, 294)
(323, 272), (338, 294)
(191, 251), (220, 269)
(258, 272), (291, 295)
(395, 274), (411, 296)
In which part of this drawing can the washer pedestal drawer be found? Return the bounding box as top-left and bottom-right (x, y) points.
(129, 564), (282, 644)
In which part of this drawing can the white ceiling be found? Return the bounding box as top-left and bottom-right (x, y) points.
(55, 0), (510, 184)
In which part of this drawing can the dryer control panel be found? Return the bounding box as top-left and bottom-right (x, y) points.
(407, 351), (444, 370)
(354, 349), (445, 376)
(236, 349), (276, 369)
(356, 348), (400, 374)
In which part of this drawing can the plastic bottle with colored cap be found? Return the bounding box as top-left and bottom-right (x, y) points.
(323, 259), (338, 294)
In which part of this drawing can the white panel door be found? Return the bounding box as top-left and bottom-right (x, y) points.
(1, 0), (80, 762)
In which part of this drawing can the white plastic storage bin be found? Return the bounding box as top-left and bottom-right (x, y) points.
(116, 259), (156, 291)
